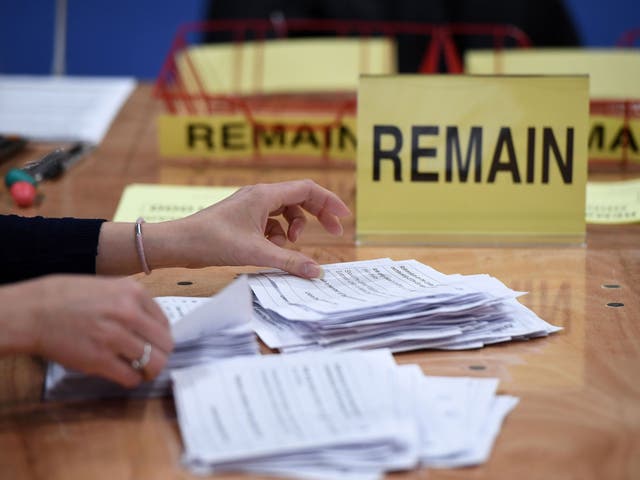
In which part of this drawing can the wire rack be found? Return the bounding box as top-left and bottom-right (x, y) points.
(153, 19), (531, 167)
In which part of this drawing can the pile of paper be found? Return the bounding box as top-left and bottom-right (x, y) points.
(44, 276), (259, 400)
(172, 349), (518, 479)
(250, 258), (560, 353)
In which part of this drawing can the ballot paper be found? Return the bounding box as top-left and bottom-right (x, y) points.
(172, 349), (518, 479)
(249, 258), (560, 353)
(44, 275), (259, 401)
(0, 75), (136, 144)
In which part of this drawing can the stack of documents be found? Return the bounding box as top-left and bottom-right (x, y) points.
(172, 349), (518, 479)
(250, 258), (560, 353)
(44, 276), (259, 400)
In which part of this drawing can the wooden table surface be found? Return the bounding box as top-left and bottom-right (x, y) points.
(1, 84), (639, 480)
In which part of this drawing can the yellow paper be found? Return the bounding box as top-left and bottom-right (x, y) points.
(176, 37), (396, 95)
(356, 75), (589, 245)
(586, 179), (640, 224)
(465, 48), (640, 99)
(113, 183), (237, 222)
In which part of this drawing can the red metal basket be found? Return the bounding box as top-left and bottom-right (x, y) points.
(154, 19), (531, 167)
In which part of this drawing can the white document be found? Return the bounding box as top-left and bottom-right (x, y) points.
(249, 258), (560, 353)
(0, 74), (136, 143)
(172, 350), (420, 478)
(425, 395), (519, 468)
(44, 276), (259, 400)
(172, 349), (518, 478)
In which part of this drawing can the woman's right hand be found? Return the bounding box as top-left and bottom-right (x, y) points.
(0, 275), (174, 387)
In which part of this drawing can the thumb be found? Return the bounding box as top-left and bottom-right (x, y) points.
(256, 240), (323, 279)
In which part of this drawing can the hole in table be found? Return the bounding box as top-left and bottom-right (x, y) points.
(468, 365), (486, 371)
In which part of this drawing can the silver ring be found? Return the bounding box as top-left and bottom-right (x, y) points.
(131, 342), (152, 371)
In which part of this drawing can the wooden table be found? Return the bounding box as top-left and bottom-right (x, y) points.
(1, 84), (639, 480)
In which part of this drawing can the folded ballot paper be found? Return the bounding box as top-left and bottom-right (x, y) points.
(44, 275), (259, 401)
(249, 258), (561, 353)
(172, 349), (519, 479)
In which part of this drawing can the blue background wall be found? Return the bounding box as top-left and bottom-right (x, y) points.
(0, 0), (638, 79)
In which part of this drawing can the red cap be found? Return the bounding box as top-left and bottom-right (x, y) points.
(10, 181), (37, 208)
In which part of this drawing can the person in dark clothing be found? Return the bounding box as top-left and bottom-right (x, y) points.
(0, 180), (350, 387)
(204, 0), (580, 72)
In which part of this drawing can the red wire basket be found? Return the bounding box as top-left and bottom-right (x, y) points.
(154, 19), (532, 167)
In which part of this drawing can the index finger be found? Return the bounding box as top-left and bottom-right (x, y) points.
(263, 179), (351, 225)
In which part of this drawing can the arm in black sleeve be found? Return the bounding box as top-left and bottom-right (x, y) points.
(0, 215), (107, 284)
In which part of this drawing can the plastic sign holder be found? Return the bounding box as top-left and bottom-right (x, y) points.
(356, 75), (589, 245)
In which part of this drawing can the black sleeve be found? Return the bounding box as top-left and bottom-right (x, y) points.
(0, 215), (107, 284)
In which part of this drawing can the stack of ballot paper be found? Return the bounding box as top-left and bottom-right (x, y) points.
(44, 276), (259, 401)
(172, 349), (518, 479)
(250, 258), (561, 353)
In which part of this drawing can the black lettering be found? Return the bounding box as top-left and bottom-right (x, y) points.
(253, 123), (285, 147)
(373, 125), (402, 181)
(292, 124), (320, 148)
(324, 126), (332, 149)
(588, 124), (605, 150)
(542, 127), (573, 184)
(445, 126), (482, 182)
(609, 126), (639, 153)
(338, 125), (357, 150)
(526, 127), (535, 183)
(187, 123), (214, 149)
(487, 127), (521, 183)
(222, 122), (247, 150)
(411, 126), (439, 182)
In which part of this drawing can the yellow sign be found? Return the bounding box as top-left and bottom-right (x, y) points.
(158, 114), (356, 165)
(356, 75), (589, 244)
(589, 115), (640, 163)
(176, 37), (396, 95)
(464, 48), (640, 99)
(465, 49), (640, 166)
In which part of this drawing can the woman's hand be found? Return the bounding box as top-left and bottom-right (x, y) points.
(0, 275), (173, 387)
(174, 179), (351, 277)
(96, 179), (351, 278)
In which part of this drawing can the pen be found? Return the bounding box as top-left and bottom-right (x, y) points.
(4, 143), (93, 207)
(0, 135), (27, 163)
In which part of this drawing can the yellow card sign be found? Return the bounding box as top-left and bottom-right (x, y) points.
(589, 114), (640, 164)
(465, 49), (640, 166)
(158, 114), (356, 165)
(356, 75), (589, 244)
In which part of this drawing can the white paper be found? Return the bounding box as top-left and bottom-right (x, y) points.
(172, 349), (519, 478)
(0, 74), (136, 143)
(249, 258), (560, 353)
(172, 350), (420, 476)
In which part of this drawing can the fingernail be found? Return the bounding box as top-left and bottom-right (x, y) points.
(303, 263), (323, 279)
